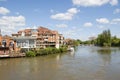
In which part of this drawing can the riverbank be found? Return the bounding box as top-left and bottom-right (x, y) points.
(0, 47), (68, 58)
(0, 52), (26, 59)
(26, 47), (68, 57)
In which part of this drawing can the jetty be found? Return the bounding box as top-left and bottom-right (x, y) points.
(0, 47), (25, 58)
(0, 55), (9, 58)
(0, 53), (26, 58)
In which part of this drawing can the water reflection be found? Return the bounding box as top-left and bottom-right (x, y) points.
(0, 46), (120, 80)
(56, 54), (62, 61)
(97, 48), (111, 65)
(97, 48), (111, 54)
(68, 51), (75, 57)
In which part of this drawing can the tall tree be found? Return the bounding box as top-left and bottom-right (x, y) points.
(96, 29), (111, 47)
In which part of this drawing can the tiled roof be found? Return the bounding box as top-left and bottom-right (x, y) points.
(12, 26), (59, 36)
(3, 35), (12, 39)
(38, 27), (58, 35)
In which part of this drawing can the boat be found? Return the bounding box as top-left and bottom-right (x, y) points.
(68, 47), (74, 52)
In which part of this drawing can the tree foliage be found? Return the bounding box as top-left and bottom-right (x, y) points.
(26, 51), (36, 57)
(26, 47), (68, 57)
(76, 30), (120, 47)
(111, 36), (120, 47)
(66, 39), (81, 46)
(96, 30), (111, 47)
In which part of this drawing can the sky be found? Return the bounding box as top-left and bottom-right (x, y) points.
(0, 0), (120, 41)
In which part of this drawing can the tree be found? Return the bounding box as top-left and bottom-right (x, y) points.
(111, 36), (120, 46)
(96, 29), (111, 47)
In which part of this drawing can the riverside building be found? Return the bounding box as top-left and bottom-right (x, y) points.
(0, 30), (15, 54)
(12, 27), (64, 50)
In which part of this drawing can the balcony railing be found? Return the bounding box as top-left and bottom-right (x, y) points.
(12, 36), (37, 39)
(36, 43), (56, 46)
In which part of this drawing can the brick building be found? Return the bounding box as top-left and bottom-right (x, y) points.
(0, 33), (15, 54)
(12, 27), (64, 49)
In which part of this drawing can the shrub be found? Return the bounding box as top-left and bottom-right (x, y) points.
(52, 48), (60, 54)
(26, 51), (36, 57)
(59, 47), (67, 53)
(35, 47), (68, 56)
(45, 47), (53, 54)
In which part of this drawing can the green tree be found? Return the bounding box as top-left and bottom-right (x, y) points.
(26, 51), (36, 57)
(111, 36), (120, 46)
(96, 29), (111, 47)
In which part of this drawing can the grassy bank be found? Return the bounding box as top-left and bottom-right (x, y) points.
(26, 47), (67, 57)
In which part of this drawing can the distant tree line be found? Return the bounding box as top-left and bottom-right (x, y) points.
(80, 29), (120, 47)
(65, 39), (82, 47)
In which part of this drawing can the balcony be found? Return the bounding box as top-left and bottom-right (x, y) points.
(12, 36), (37, 40)
(36, 42), (56, 46)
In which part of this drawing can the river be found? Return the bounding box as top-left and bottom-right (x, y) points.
(0, 46), (120, 80)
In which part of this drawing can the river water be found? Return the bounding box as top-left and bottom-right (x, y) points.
(0, 46), (120, 80)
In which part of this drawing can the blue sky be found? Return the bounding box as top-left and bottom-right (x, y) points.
(0, 0), (120, 40)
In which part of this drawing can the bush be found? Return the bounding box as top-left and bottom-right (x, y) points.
(52, 48), (60, 54)
(45, 47), (53, 54)
(59, 47), (67, 53)
(26, 51), (36, 57)
(36, 49), (49, 55)
(34, 47), (68, 56)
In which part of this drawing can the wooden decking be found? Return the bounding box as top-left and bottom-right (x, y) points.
(9, 52), (26, 58)
(0, 55), (9, 58)
(0, 52), (26, 58)
(0, 47), (26, 58)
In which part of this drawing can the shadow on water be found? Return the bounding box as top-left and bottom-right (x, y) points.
(95, 47), (113, 66)
(95, 47), (120, 65)
(97, 48), (112, 54)
(97, 47), (120, 54)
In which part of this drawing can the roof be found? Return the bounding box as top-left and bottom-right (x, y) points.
(12, 26), (59, 37)
(3, 35), (12, 39)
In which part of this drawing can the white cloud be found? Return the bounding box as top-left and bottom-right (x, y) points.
(0, 15), (26, 34)
(0, 7), (10, 15)
(67, 8), (79, 14)
(96, 18), (120, 25)
(83, 22), (93, 27)
(111, 18), (120, 24)
(72, 0), (118, 7)
(96, 18), (109, 24)
(113, 8), (120, 14)
(50, 8), (79, 20)
(63, 30), (76, 38)
(56, 24), (68, 28)
(110, 0), (118, 6)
